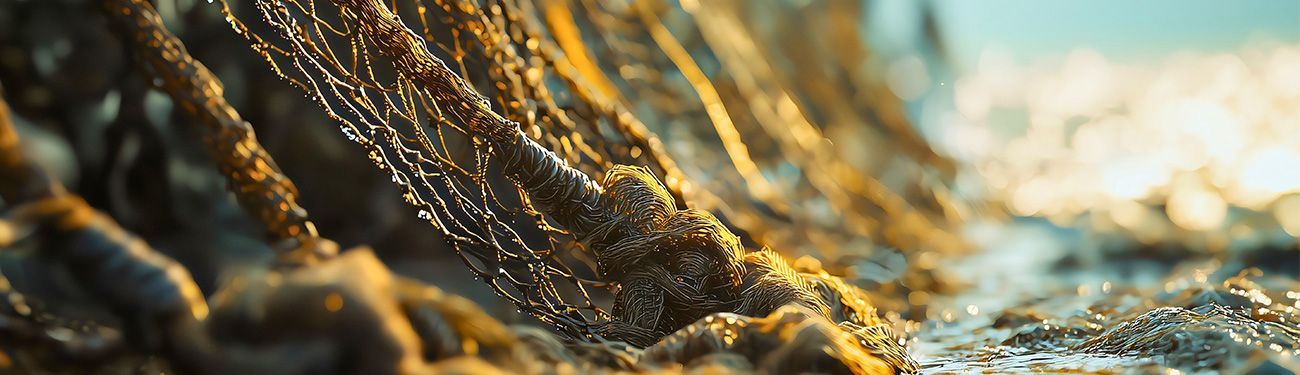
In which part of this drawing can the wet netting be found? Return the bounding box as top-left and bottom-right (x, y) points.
(213, 0), (695, 340)
(212, 0), (966, 342)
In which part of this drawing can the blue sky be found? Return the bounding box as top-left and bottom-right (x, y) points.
(873, 0), (1300, 69)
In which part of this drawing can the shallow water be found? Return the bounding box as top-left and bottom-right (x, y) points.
(896, 221), (1300, 374)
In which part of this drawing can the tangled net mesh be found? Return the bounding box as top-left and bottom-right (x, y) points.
(213, 0), (703, 340)
(214, 0), (965, 342)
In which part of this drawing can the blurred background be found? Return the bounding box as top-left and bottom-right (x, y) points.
(0, 0), (1297, 373)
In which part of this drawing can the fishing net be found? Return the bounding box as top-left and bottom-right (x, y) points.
(566, 0), (971, 258)
(212, 0), (701, 340)
(214, 0), (966, 340)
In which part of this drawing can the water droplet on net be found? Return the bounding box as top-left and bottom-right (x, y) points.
(340, 126), (359, 142)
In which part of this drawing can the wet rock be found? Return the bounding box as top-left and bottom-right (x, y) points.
(1074, 304), (1300, 371)
(991, 309), (1050, 329)
(1166, 286), (1253, 310)
(641, 304), (909, 374)
(1001, 324), (1094, 350)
